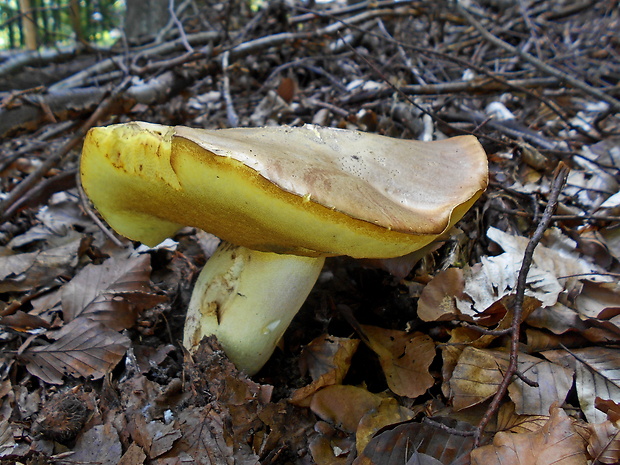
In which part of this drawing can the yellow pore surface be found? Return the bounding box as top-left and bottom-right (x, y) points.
(80, 123), (484, 258)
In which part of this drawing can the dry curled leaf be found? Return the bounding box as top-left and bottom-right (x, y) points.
(19, 317), (131, 385)
(361, 325), (435, 399)
(471, 405), (587, 465)
(291, 335), (359, 407)
(417, 268), (465, 322)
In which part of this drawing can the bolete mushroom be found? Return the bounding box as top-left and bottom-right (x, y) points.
(80, 122), (488, 374)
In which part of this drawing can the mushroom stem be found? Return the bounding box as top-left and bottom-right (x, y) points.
(183, 242), (325, 374)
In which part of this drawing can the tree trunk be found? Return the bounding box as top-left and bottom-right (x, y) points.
(124, 0), (170, 42)
(18, 0), (38, 50)
(69, 0), (85, 44)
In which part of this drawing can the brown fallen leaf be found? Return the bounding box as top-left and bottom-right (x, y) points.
(417, 267), (466, 322)
(449, 347), (505, 411)
(155, 406), (258, 465)
(118, 442), (147, 465)
(0, 310), (51, 333)
(356, 397), (415, 454)
(496, 402), (548, 435)
(450, 347), (573, 415)
(587, 420), (620, 464)
(310, 385), (383, 434)
(470, 405), (588, 465)
(129, 415), (181, 459)
(64, 422), (123, 465)
(291, 335), (359, 407)
(543, 347), (620, 423)
(360, 325), (435, 399)
(19, 317), (131, 385)
(596, 397), (620, 424)
(0, 241), (80, 293)
(61, 253), (166, 331)
(309, 433), (354, 465)
(354, 420), (474, 465)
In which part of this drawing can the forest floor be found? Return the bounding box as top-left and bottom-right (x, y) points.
(0, 1), (619, 464)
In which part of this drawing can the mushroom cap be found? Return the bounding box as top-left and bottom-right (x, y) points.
(80, 122), (487, 258)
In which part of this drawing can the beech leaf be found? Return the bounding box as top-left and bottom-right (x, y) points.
(587, 420), (620, 464)
(361, 325), (435, 399)
(470, 405), (587, 465)
(61, 253), (166, 331)
(19, 317), (131, 385)
(354, 420), (474, 465)
(544, 347), (620, 424)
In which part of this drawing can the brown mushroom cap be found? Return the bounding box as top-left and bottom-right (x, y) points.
(80, 122), (488, 258)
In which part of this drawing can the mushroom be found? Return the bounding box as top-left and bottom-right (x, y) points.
(80, 122), (488, 374)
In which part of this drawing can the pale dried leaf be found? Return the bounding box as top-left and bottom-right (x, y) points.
(361, 325), (435, 399)
(440, 327), (482, 398)
(496, 402), (548, 434)
(131, 415), (182, 459)
(600, 225), (620, 262)
(527, 302), (586, 335)
(457, 250), (561, 314)
(575, 281), (620, 320)
(8, 200), (97, 249)
(587, 420), (620, 464)
(450, 347), (505, 411)
(457, 227), (611, 316)
(471, 406), (587, 465)
(450, 348), (573, 414)
(19, 317), (131, 385)
(61, 253), (165, 330)
(545, 348), (620, 424)
(573, 348), (620, 424)
(503, 353), (574, 416)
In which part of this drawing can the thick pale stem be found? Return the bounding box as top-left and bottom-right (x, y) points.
(183, 242), (325, 375)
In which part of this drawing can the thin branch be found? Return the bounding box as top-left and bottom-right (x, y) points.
(457, 3), (620, 113)
(474, 162), (570, 447)
(0, 77), (131, 223)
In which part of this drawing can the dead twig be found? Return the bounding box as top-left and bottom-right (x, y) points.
(0, 77), (131, 224)
(221, 51), (239, 128)
(457, 3), (620, 113)
(168, 0), (193, 52)
(473, 162), (570, 447)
